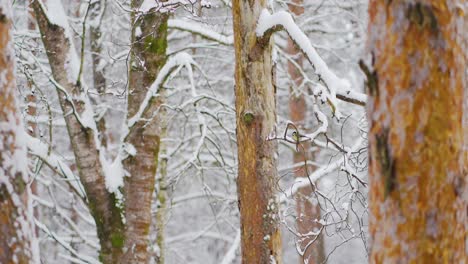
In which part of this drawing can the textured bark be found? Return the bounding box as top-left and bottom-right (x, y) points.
(0, 4), (35, 262)
(287, 2), (325, 260)
(121, 2), (168, 262)
(367, 1), (467, 263)
(31, 2), (125, 263)
(232, 0), (282, 262)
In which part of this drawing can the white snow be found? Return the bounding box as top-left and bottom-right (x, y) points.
(168, 19), (233, 45)
(280, 136), (364, 201)
(40, 0), (80, 83)
(0, 12), (40, 260)
(101, 154), (125, 193)
(127, 52), (196, 128)
(256, 9), (352, 115)
(139, 0), (158, 13)
(25, 134), (86, 198)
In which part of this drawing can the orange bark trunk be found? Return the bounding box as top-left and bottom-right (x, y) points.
(367, 1), (467, 262)
(232, 0), (282, 262)
(0, 5), (35, 263)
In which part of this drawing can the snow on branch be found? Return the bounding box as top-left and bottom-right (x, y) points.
(25, 134), (86, 198)
(256, 9), (359, 112)
(138, 0), (211, 14)
(114, 52), (199, 193)
(36, 0), (80, 84)
(127, 52), (197, 129)
(33, 0), (99, 132)
(168, 19), (233, 45)
(34, 220), (100, 264)
(280, 136), (364, 202)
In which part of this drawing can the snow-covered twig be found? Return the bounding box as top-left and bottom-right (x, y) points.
(280, 136), (364, 202)
(220, 230), (240, 264)
(25, 134), (86, 198)
(34, 220), (100, 264)
(256, 9), (355, 114)
(126, 52), (196, 129)
(168, 19), (233, 45)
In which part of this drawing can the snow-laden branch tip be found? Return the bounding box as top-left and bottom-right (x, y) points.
(256, 9), (355, 113)
(168, 19), (233, 46)
(25, 134), (86, 198)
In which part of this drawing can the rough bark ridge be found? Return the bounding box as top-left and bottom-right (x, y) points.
(121, 2), (168, 262)
(0, 4), (35, 262)
(287, 1), (325, 263)
(367, 1), (467, 262)
(232, 0), (282, 262)
(31, 2), (125, 263)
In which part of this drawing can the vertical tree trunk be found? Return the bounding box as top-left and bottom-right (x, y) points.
(0, 3), (36, 262)
(232, 0), (282, 262)
(121, 2), (168, 262)
(367, 1), (466, 262)
(31, 2), (125, 262)
(287, 2), (325, 261)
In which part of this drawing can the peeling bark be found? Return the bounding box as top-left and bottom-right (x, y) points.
(367, 1), (467, 262)
(232, 0), (282, 262)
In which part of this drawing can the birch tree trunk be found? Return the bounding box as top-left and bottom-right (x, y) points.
(366, 1), (467, 262)
(232, 0), (282, 262)
(121, 2), (168, 262)
(0, 3), (36, 262)
(31, 2), (125, 262)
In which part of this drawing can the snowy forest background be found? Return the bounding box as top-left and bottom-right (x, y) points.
(1, 0), (465, 263)
(3, 0), (374, 262)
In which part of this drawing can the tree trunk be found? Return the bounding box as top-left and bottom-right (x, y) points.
(367, 1), (467, 262)
(31, 2), (125, 262)
(121, 2), (168, 262)
(0, 3), (36, 262)
(287, 1), (325, 263)
(287, 4), (325, 261)
(232, 0), (282, 262)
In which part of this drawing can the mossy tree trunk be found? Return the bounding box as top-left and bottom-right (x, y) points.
(366, 1), (467, 262)
(121, 2), (168, 263)
(232, 0), (282, 262)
